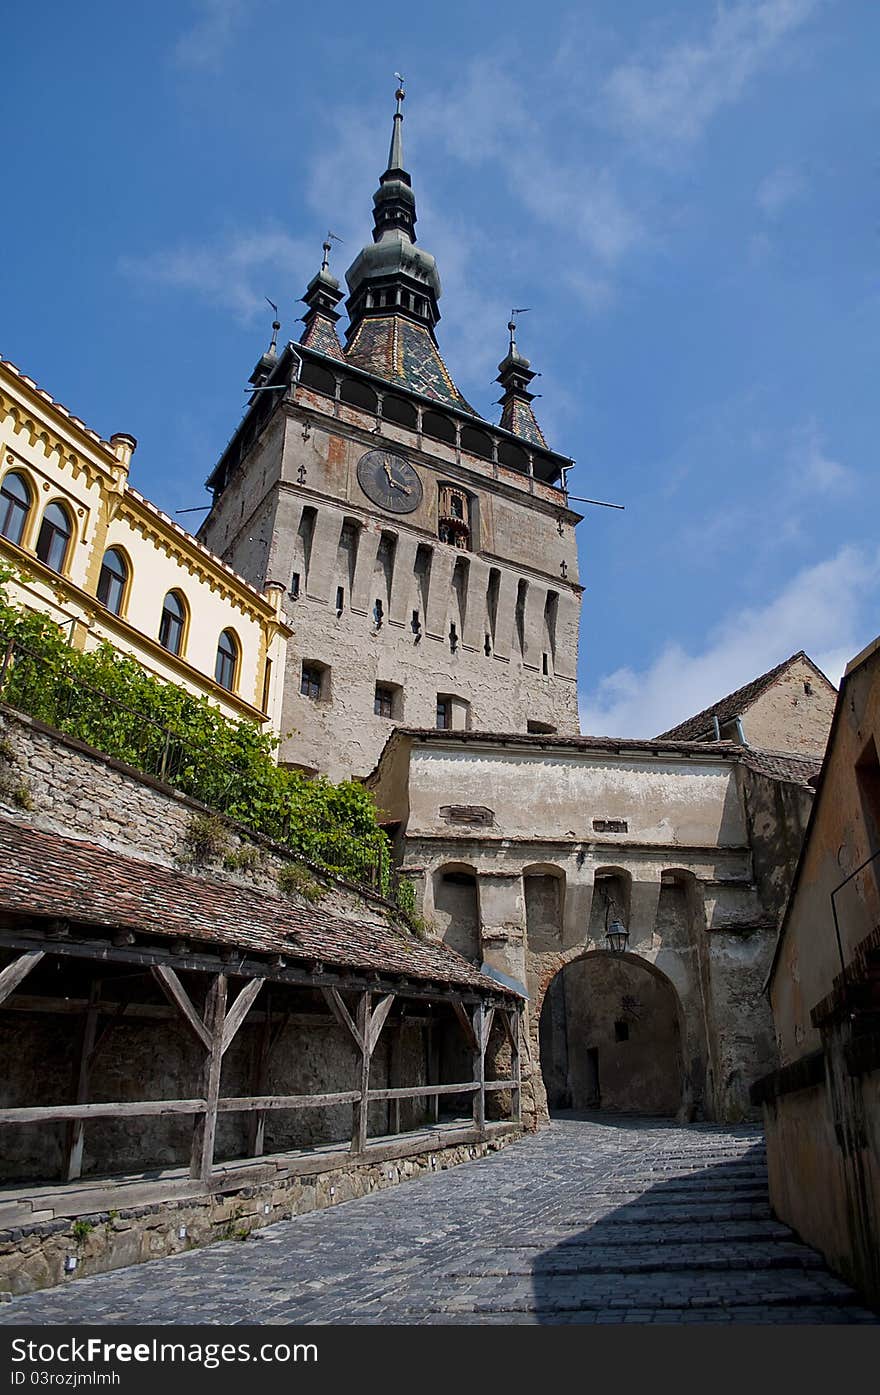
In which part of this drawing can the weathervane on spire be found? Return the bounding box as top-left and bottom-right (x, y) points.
(321, 231), (343, 272)
(265, 297), (280, 355)
(508, 307), (531, 351)
(394, 72), (405, 112)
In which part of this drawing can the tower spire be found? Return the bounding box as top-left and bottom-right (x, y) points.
(248, 298), (283, 396)
(299, 235), (345, 360)
(387, 75), (406, 174)
(496, 311), (548, 448)
(343, 80), (443, 344)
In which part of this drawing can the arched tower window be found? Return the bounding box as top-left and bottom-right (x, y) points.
(214, 629), (240, 691)
(35, 501), (72, 573)
(438, 483), (472, 550)
(0, 472), (32, 547)
(97, 548), (129, 616)
(158, 591), (187, 656)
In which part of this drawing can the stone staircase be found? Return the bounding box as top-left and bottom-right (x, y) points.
(396, 1119), (879, 1323)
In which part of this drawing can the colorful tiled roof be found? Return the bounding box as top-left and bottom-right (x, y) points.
(345, 316), (478, 414)
(0, 819), (511, 995)
(656, 652), (835, 742)
(300, 314), (345, 361)
(500, 397), (547, 449)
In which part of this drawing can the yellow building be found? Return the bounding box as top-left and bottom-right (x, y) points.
(0, 355), (291, 732)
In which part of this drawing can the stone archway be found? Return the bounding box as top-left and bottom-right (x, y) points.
(539, 952), (685, 1117)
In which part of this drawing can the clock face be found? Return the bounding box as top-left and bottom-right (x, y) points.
(356, 450), (423, 515)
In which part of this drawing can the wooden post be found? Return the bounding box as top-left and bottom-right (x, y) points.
(248, 990), (272, 1157)
(347, 991), (395, 1154)
(65, 980), (100, 1182)
(389, 1022), (401, 1136)
(190, 974), (227, 1183)
(352, 991), (371, 1155)
(502, 1007), (522, 1124)
(472, 1002), (486, 1137)
(428, 1024), (440, 1125)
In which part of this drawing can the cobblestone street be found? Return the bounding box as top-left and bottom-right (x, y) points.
(2, 1116), (877, 1325)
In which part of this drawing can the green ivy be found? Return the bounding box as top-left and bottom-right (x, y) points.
(0, 567), (394, 894)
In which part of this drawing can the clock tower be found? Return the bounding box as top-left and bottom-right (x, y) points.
(198, 86), (583, 781)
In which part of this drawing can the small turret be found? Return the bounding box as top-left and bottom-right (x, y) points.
(299, 237), (345, 360)
(496, 313), (547, 448)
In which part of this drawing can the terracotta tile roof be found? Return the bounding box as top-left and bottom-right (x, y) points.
(738, 747), (822, 785)
(0, 819), (509, 995)
(655, 651), (834, 742)
(300, 315), (345, 361)
(345, 316), (478, 414)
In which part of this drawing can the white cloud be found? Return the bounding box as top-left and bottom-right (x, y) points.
(790, 420), (855, 495)
(172, 0), (248, 72)
(579, 545), (880, 737)
(119, 228), (311, 323)
(605, 0), (819, 149)
(757, 163), (807, 217)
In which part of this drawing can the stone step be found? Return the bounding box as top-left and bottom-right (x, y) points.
(413, 1304), (879, 1325)
(406, 1267), (863, 1316)
(441, 1240), (824, 1277)
(496, 1219), (794, 1247)
(554, 1201), (775, 1225)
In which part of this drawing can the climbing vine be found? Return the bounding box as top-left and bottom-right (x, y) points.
(0, 567), (393, 894)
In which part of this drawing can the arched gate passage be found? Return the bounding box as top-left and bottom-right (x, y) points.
(539, 952), (684, 1117)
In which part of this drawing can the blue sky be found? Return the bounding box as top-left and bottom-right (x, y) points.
(2, 0), (878, 736)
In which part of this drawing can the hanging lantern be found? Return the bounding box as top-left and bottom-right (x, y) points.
(605, 919), (629, 954)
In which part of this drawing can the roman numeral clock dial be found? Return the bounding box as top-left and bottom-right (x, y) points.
(356, 449), (423, 514)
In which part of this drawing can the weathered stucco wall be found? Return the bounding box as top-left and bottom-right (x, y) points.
(377, 736), (815, 1126)
(757, 639), (880, 1310)
(771, 649), (880, 1063)
(761, 1060), (880, 1307)
(403, 744), (749, 847)
(743, 656), (836, 759)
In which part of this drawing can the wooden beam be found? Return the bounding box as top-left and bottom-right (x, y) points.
(482, 1006), (496, 1053)
(451, 996), (479, 1052)
(151, 965), (211, 1051)
(0, 927), (499, 1009)
(65, 980), (100, 1182)
(351, 991), (371, 1155)
(221, 977), (264, 1055)
(367, 993), (395, 1057)
(0, 949), (45, 1007)
(322, 987), (364, 1051)
(0, 1099), (207, 1125)
(367, 1082), (480, 1101)
(190, 973), (227, 1183)
(218, 1091), (361, 1112)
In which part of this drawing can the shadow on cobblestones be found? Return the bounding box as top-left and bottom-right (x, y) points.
(531, 1126), (879, 1324)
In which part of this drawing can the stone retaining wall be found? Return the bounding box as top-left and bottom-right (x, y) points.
(0, 1129), (520, 1298)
